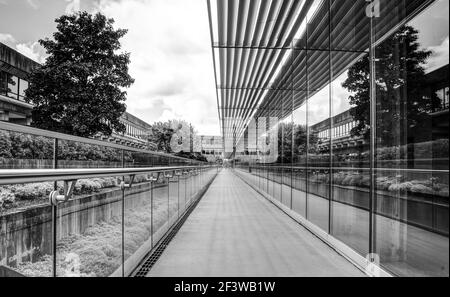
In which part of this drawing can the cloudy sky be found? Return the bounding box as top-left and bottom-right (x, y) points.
(0, 0), (220, 135)
(0, 0), (448, 131)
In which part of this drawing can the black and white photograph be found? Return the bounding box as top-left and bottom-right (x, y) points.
(0, 0), (448, 287)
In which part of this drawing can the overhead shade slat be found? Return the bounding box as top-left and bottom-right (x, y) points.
(208, 0), (434, 151)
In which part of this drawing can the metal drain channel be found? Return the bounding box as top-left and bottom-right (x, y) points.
(133, 176), (215, 277)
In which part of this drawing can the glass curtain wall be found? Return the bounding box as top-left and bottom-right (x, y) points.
(0, 70), (29, 101)
(373, 0), (449, 277)
(236, 0), (449, 277)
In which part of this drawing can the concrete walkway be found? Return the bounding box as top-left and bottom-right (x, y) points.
(147, 169), (365, 277)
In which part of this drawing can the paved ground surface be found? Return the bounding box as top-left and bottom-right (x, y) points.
(147, 169), (364, 277)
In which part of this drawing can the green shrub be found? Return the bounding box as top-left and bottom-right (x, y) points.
(133, 174), (150, 184)
(360, 176), (371, 187)
(410, 184), (434, 195)
(0, 131), (13, 158)
(0, 177), (122, 210)
(91, 177), (117, 188)
(74, 179), (102, 195)
(12, 182), (53, 201)
(0, 131), (135, 162)
(341, 175), (355, 186)
(376, 176), (395, 191)
(333, 172), (346, 185)
(330, 173), (448, 197)
(388, 181), (414, 192)
(0, 190), (15, 209)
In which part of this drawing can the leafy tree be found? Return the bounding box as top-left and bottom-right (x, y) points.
(148, 122), (175, 153)
(275, 122), (320, 163)
(342, 25), (438, 145)
(294, 124), (310, 154)
(149, 119), (203, 154)
(25, 11), (134, 137)
(277, 122), (293, 163)
(169, 119), (195, 153)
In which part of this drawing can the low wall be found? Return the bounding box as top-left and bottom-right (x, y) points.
(0, 182), (160, 268)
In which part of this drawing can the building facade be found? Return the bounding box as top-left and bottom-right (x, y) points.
(0, 42), (152, 149)
(0, 42), (37, 125)
(199, 135), (223, 162)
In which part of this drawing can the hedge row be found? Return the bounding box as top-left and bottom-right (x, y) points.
(0, 175), (162, 210)
(0, 131), (133, 162)
(308, 171), (449, 197)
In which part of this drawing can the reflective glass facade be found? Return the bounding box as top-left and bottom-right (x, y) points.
(217, 0), (449, 277)
(0, 70), (29, 101)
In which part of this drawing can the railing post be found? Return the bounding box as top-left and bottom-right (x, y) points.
(52, 138), (58, 277)
(369, 1), (377, 260)
(164, 171), (174, 227)
(184, 170), (187, 208)
(121, 149), (125, 277)
(175, 170), (182, 219)
(151, 180), (154, 248)
(328, 0), (334, 235)
(148, 173), (159, 249)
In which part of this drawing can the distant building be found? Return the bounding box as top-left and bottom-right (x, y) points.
(0, 42), (37, 125)
(199, 135), (223, 162)
(310, 109), (367, 155)
(0, 41), (153, 149)
(93, 111), (153, 149)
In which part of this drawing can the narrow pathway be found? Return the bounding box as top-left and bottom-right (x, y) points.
(147, 169), (364, 277)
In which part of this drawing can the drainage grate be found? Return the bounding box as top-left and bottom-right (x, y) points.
(133, 194), (205, 277)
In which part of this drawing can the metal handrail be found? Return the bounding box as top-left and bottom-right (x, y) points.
(239, 165), (449, 174)
(0, 165), (215, 185)
(0, 121), (202, 163)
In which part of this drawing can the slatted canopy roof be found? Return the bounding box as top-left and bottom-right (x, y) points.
(206, 0), (434, 154)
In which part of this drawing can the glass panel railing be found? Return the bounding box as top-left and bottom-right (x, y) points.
(151, 174), (170, 245)
(179, 172), (188, 215)
(56, 175), (123, 277)
(123, 174), (154, 277)
(186, 171), (193, 206)
(168, 173), (179, 226)
(0, 180), (54, 277)
(0, 122), (216, 277)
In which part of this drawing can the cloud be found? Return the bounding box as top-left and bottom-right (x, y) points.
(425, 36), (449, 73)
(15, 41), (47, 63)
(95, 0), (219, 135)
(26, 0), (40, 9)
(151, 78), (187, 97)
(298, 72), (353, 126)
(65, 0), (80, 14)
(0, 0), (7, 5)
(1, 33), (47, 63)
(0, 33), (16, 46)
